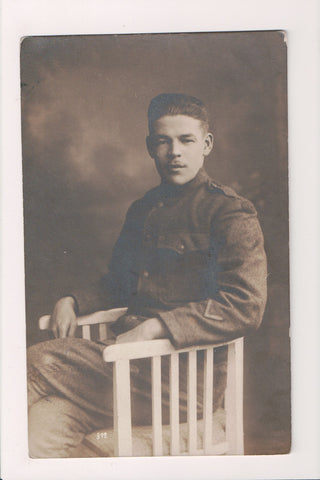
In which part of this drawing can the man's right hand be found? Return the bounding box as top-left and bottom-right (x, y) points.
(50, 296), (77, 338)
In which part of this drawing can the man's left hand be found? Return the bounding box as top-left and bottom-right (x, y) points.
(115, 317), (168, 344)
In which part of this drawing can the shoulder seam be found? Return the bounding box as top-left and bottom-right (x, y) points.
(207, 180), (257, 214)
(207, 179), (238, 198)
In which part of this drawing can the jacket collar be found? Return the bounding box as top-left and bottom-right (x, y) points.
(158, 167), (210, 198)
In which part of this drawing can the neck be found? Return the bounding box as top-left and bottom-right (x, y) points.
(159, 167), (209, 195)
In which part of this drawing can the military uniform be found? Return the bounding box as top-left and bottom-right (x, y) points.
(27, 167), (267, 457)
(74, 167), (267, 347)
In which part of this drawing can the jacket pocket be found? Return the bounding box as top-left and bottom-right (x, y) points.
(156, 232), (214, 304)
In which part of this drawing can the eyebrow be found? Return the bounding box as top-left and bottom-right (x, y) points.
(152, 133), (196, 139)
(180, 134), (196, 139)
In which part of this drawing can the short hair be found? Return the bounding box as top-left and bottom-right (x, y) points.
(148, 93), (209, 133)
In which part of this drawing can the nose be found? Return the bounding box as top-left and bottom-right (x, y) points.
(168, 139), (181, 159)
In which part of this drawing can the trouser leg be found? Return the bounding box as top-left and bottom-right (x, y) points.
(28, 395), (108, 458)
(27, 338), (114, 457)
(27, 338), (114, 416)
(27, 338), (162, 457)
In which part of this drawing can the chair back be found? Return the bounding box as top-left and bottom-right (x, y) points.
(39, 309), (244, 456)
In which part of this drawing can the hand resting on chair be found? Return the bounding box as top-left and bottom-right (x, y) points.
(49, 296), (168, 344)
(50, 296), (77, 338)
(115, 317), (168, 343)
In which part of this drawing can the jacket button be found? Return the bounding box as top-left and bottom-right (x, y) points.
(143, 271), (149, 278)
(145, 233), (151, 241)
(157, 201), (164, 208)
(179, 242), (185, 251)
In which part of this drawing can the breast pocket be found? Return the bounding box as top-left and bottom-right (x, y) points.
(156, 232), (215, 304)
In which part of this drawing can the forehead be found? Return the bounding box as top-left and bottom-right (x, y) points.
(151, 115), (205, 137)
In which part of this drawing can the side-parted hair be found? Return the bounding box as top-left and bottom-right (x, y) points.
(148, 93), (210, 133)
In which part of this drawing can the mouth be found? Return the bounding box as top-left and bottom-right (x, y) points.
(166, 164), (186, 173)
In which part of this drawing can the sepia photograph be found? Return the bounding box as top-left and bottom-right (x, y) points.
(20, 31), (290, 459)
(2, 0), (320, 478)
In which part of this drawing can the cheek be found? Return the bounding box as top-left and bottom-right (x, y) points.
(154, 146), (167, 159)
(187, 148), (204, 165)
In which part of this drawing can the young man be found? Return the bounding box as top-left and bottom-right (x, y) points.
(27, 93), (267, 457)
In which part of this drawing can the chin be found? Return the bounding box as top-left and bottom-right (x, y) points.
(167, 172), (196, 185)
(163, 175), (185, 186)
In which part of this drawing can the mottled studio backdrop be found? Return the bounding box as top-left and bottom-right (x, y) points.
(21, 32), (289, 454)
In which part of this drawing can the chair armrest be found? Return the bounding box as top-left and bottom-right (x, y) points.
(103, 337), (243, 362)
(39, 307), (128, 330)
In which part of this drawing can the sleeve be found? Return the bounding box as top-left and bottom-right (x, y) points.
(157, 202), (268, 349)
(70, 201), (141, 315)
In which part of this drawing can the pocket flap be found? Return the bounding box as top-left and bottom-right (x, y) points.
(157, 232), (210, 254)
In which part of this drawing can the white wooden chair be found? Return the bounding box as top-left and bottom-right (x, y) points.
(39, 308), (244, 457)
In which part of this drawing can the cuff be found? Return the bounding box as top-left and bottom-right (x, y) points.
(157, 309), (189, 348)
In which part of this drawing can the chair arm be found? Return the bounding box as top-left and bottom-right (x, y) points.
(103, 337), (243, 363)
(39, 307), (128, 330)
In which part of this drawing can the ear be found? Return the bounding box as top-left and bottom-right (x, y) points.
(146, 136), (155, 158)
(203, 132), (214, 157)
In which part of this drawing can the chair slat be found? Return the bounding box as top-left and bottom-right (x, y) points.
(170, 352), (180, 455)
(103, 338), (237, 362)
(203, 347), (214, 453)
(151, 356), (163, 456)
(225, 338), (244, 454)
(98, 323), (108, 341)
(113, 359), (132, 456)
(82, 325), (91, 340)
(187, 350), (197, 454)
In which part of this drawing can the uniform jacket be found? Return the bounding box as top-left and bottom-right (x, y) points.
(72, 167), (267, 350)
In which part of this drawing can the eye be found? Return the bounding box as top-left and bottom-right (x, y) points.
(155, 138), (168, 145)
(181, 138), (195, 144)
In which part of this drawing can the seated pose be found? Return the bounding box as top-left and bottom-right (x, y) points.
(27, 93), (267, 457)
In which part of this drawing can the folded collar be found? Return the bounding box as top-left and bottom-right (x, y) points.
(158, 167), (210, 199)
